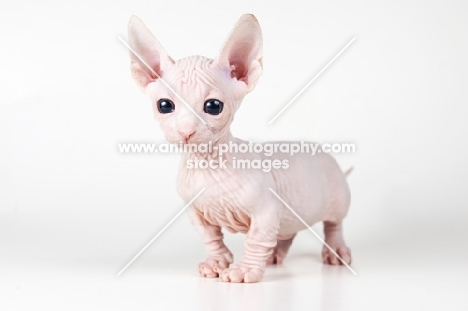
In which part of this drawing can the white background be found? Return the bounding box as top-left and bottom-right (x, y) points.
(1, 0), (467, 310)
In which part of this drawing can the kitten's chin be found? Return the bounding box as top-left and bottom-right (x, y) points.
(165, 135), (212, 145)
(166, 138), (204, 145)
(175, 140), (209, 145)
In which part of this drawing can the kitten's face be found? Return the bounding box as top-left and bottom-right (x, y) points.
(128, 14), (263, 146)
(146, 56), (244, 145)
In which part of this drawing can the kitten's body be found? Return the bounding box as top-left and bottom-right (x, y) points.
(128, 15), (352, 283)
(177, 138), (350, 237)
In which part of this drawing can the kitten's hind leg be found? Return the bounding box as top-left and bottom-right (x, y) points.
(266, 234), (296, 265)
(322, 221), (351, 265)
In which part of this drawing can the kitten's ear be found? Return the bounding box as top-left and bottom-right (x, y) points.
(215, 14), (263, 93)
(127, 16), (174, 91)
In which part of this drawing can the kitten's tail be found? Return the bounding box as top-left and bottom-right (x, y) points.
(344, 167), (354, 178)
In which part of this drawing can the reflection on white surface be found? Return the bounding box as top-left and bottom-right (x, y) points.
(198, 278), (266, 311)
(191, 252), (375, 310)
(319, 264), (352, 311)
(196, 265), (297, 311)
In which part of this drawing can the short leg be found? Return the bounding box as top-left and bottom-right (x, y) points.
(322, 221), (351, 265)
(220, 218), (279, 283)
(266, 234), (296, 265)
(188, 208), (233, 278)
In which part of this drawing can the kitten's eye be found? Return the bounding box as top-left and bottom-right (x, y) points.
(204, 99), (224, 115)
(157, 99), (175, 114)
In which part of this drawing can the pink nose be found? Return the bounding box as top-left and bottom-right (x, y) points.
(179, 130), (195, 142)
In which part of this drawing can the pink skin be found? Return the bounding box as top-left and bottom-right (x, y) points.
(127, 14), (352, 283)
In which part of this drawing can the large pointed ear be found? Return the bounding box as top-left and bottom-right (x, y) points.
(127, 16), (175, 91)
(215, 14), (263, 93)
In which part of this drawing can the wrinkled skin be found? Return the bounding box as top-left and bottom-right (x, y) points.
(127, 14), (352, 283)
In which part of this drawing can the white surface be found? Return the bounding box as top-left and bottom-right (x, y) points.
(1, 0), (468, 310)
(1, 212), (467, 310)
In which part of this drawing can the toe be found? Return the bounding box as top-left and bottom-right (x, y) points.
(199, 263), (217, 278)
(322, 252), (329, 264)
(275, 251), (287, 265)
(220, 269), (231, 282)
(322, 245), (352, 266)
(329, 252), (339, 265)
(337, 247), (352, 265)
(198, 258), (231, 278)
(244, 268), (263, 283)
(229, 268), (245, 283)
(219, 266), (264, 283)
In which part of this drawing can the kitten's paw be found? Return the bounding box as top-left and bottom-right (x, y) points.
(198, 257), (232, 278)
(322, 243), (352, 265)
(219, 265), (264, 283)
(266, 248), (287, 265)
(266, 237), (295, 265)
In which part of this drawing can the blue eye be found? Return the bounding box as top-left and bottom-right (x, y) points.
(204, 99), (224, 115)
(157, 99), (175, 114)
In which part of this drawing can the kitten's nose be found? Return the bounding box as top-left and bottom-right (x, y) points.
(179, 129), (195, 142)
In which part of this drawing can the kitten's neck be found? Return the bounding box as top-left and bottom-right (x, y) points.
(178, 130), (239, 177)
(184, 131), (235, 160)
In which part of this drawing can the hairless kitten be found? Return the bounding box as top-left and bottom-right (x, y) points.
(127, 14), (352, 283)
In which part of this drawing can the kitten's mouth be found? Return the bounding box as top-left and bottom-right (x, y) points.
(169, 133), (212, 145)
(180, 137), (192, 144)
(178, 138), (210, 146)
(171, 137), (197, 145)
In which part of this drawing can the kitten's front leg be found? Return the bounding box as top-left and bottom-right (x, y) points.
(220, 216), (279, 283)
(188, 208), (233, 278)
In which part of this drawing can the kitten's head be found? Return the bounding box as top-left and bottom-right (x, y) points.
(127, 14), (263, 144)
